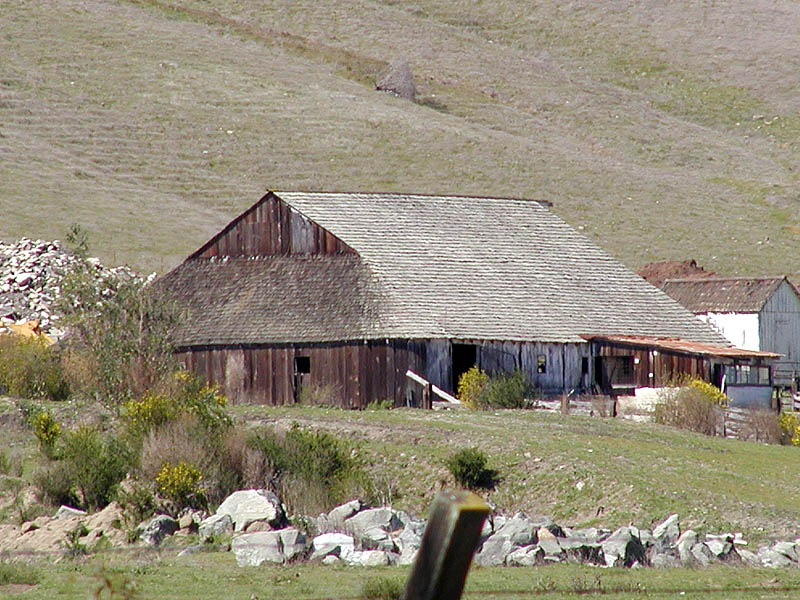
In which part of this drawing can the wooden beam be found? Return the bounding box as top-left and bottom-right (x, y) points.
(404, 491), (490, 600)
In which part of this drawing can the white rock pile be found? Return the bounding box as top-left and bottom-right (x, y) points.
(0, 238), (142, 336)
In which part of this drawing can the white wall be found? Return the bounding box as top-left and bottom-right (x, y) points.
(698, 312), (760, 351)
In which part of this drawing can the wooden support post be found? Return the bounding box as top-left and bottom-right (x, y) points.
(423, 382), (432, 410)
(404, 491), (490, 600)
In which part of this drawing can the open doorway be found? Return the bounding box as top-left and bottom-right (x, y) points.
(452, 343), (478, 394)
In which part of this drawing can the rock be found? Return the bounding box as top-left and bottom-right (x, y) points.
(244, 520), (273, 533)
(738, 548), (761, 567)
(345, 507), (402, 537)
(690, 543), (715, 567)
(232, 531), (284, 566)
(676, 529), (698, 563)
(279, 528), (309, 562)
(475, 534), (518, 567)
(317, 499), (362, 532)
(537, 537), (564, 561)
(375, 59), (416, 100)
(198, 513), (233, 542)
(506, 545), (544, 566)
(559, 537), (604, 565)
(321, 555), (340, 565)
(360, 526), (396, 552)
(140, 515), (179, 546)
(758, 546), (795, 568)
(652, 514), (680, 549)
(705, 534), (739, 562)
(494, 514), (538, 546)
(601, 526), (646, 568)
(650, 552), (680, 568)
(55, 506), (87, 520)
(216, 489), (285, 532)
(346, 550), (392, 567)
(396, 526), (422, 566)
(772, 541), (799, 563)
(310, 533), (355, 561)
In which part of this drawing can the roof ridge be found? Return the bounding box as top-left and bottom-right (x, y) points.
(274, 190), (554, 207)
(664, 276), (786, 283)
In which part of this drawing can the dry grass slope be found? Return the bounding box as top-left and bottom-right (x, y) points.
(0, 0), (798, 277)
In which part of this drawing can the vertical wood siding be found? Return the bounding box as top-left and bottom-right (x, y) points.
(176, 340), (425, 408)
(761, 280), (800, 364)
(196, 194), (355, 258)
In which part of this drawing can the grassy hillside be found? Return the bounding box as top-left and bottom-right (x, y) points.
(238, 405), (800, 543)
(0, 0), (798, 277)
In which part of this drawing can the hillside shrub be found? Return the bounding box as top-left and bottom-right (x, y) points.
(35, 427), (133, 510)
(122, 371), (231, 443)
(654, 376), (728, 436)
(457, 366), (488, 410)
(247, 423), (369, 515)
(57, 257), (181, 409)
(482, 370), (530, 409)
(0, 335), (69, 401)
(457, 367), (530, 410)
(779, 413), (800, 446)
(446, 447), (497, 490)
(155, 461), (205, 509)
(31, 409), (62, 458)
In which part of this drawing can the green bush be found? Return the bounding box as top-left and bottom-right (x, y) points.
(0, 561), (42, 585)
(31, 409), (62, 458)
(654, 376), (728, 436)
(35, 427), (133, 510)
(0, 335), (69, 401)
(457, 368), (530, 410)
(361, 576), (404, 600)
(481, 369), (529, 409)
(446, 447), (497, 490)
(247, 423), (369, 515)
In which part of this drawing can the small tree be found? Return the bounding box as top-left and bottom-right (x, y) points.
(56, 251), (182, 410)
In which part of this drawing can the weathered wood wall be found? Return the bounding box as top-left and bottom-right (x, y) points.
(194, 193), (355, 259)
(423, 339), (590, 396)
(177, 340), (426, 407)
(762, 280), (800, 385)
(594, 342), (710, 388)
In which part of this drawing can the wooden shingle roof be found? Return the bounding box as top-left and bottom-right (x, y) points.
(164, 191), (732, 346)
(661, 277), (787, 313)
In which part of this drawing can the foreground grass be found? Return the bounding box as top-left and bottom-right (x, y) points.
(7, 552), (800, 600)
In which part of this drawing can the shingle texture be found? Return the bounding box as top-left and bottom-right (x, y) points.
(161, 255), (387, 345)
(164, 192), (732, 346)
(661, 277), (786, 313)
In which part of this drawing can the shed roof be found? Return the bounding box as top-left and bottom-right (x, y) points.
(583, 334), (780, 360)
(661, 277), (788, 313)
(164, 191), (733, 346)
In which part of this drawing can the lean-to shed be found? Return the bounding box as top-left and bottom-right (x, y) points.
(662, 277), (800, 387)
(160, 191), (767, 407)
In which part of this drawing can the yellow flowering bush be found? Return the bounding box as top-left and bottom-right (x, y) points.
(155, 461), (204, 508)
(457, 366), (489, 411)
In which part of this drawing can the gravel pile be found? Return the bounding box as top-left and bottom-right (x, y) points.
(0, 238), (141, 336)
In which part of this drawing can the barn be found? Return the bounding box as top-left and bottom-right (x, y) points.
(160, 191), (776, 407)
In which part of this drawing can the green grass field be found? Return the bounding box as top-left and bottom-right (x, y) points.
(8, 553), (800, 599)
(1, 0), (798, 278)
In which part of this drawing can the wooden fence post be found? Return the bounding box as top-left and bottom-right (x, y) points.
(404, 491), (490, 600)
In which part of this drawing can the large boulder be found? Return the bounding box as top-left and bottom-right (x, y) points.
(140, 515), (179, 546)
(198, 513), (233, 542)
(652, 514), (680, 550)
(345, 508), (403, 538)
(676, 529), (698, 563)
(316, 499), (362, 533)
(494, 514), (538, 546)
(231, 528), (309, 566)
(345, 550), (394, 567)
(232, 531), (284, 566)
(506, 545), (544, 566)
(216, 490), (285, 532)
(601, 526), (646, 567)
(55, 506), (87, 520)
(310, 533), (355, 561)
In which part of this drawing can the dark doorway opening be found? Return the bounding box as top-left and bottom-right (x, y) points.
(452, 343), (478, 393)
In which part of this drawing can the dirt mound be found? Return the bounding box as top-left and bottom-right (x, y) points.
(637, 260), (718, 289)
